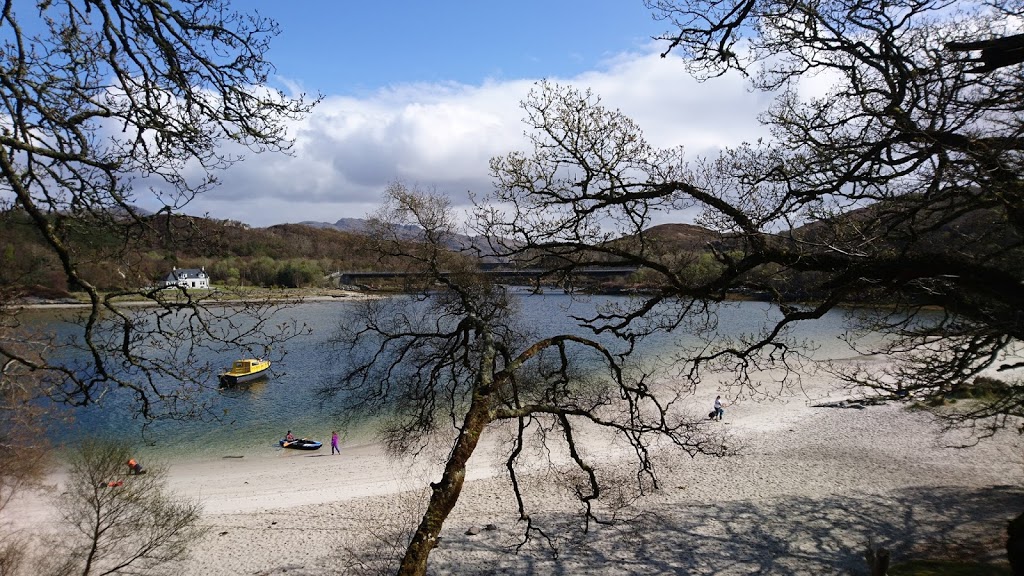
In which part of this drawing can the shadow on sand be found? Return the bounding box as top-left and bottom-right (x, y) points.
(407, 484), (1023, 575)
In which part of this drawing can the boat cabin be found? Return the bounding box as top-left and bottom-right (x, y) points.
(232, 359), (263, 374)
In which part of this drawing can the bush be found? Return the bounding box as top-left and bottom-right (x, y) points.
(946, 376), (1012, 400)
(43, 440), (206, 576)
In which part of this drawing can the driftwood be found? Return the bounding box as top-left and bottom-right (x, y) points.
(811, 398), (887, 409)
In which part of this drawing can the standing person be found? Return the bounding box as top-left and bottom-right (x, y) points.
(331, 431), (340, 455)
(714, 395), (724, 421)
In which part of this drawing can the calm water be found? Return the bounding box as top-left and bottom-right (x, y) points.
(44, 293), (872, 460)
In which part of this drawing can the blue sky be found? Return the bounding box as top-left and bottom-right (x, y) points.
(251, 1), (665, 94)
(173, 1), (775, 227)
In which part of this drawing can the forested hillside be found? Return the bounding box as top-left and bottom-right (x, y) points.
(2, 201), (1016, 302)
(0, 210), (388, 296)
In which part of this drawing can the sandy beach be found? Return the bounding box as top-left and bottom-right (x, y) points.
(8, 371), (1024, 575)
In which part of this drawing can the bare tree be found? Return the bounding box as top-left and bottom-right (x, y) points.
(947, 33), (1024, 73)
(0, 320), (60, 575)
(0, 352), (51, 514)
(44, 440), (205, 576)
(0, 4), (317, 574)
(0, 378), (49, 575)
(485, 81), (824, 400)
(322, 183), (728, 576)
(0, 1), (317, 419)
(324, 1), (1021, 571)
(481, 0), (1023, 435)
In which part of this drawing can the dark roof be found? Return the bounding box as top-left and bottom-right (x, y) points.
(164, 268), (207, 282)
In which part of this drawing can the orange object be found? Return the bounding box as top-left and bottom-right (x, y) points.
(127, 458), (144, 474)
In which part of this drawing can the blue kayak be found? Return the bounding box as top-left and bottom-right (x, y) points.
(279, 438), (322, 450)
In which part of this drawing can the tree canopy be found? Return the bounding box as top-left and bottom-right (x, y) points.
(324, 1), (1023, 572)
(481, 0), (1023, 432)
(0, 0), (316, 420)
(324, 183), (729, 575)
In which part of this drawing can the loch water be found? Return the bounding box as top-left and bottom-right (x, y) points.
(42, 293), (874, 460)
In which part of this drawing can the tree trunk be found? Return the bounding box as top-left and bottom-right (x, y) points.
(1008, 510), (1024, 576)
(397, 383), (493, 575)
(865, 544), (890, 576)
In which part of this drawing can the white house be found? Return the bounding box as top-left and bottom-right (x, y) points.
(163, 267), (210, 289)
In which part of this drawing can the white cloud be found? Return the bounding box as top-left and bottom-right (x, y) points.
(577, 49), (772, 153)
(174, 47), (774, 228)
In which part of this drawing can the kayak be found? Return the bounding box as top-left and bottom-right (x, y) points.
(279, 438), (322, 450)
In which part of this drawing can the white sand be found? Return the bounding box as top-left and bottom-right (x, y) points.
(8, 376), (1024, 575)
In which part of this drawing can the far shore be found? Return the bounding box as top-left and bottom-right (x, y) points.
(12, 287), (377, 310)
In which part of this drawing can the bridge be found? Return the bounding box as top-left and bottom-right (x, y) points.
(329, 265), (640, 286)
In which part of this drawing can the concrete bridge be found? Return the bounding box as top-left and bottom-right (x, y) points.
(329, 264), (640, 286)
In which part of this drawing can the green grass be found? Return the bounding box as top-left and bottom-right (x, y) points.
(888, 559), (1012, 576)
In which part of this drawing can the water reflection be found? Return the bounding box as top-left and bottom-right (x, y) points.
(217, 375), (270, 398)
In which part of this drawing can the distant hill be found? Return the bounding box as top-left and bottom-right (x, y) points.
(784, 199), (1019, 267)
(5, 200), (1015, 298)
(0, 210), (385, 293)
(303, 218), (725, 258)
(300, 217), (422, 239)
(301, 217), (507, 260)
(641, 223), (722, 250)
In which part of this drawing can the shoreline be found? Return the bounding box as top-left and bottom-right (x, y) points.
(10, 372), (1024, 575)
(12, 288), (375, 310)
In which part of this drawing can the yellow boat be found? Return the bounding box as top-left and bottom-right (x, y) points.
(219, 358), (271, 385)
